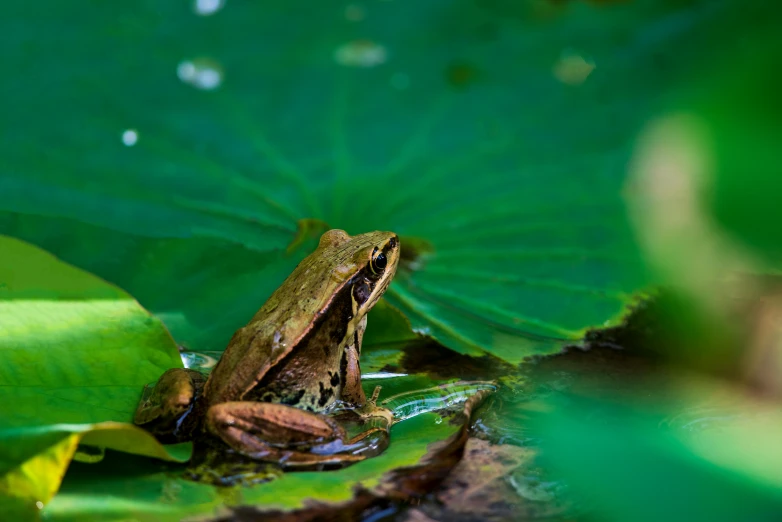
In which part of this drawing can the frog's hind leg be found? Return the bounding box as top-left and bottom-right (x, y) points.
(134, 368), (206, 443)
(205, 401), (366, 469)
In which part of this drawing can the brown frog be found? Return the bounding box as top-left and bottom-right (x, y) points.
(134, 230), (400, 468)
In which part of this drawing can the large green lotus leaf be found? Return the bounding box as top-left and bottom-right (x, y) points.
(1, 212), (418, 369)
(530, 380), (782, 522)
(0, 236), (188, 518)
(2, 0), (737, 363)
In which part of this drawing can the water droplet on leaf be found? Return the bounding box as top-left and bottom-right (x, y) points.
(121, 129), (138, 146)
(193, 0), (225, 16)
(180, 350), (220, 371)
(177, 58), (223, 90)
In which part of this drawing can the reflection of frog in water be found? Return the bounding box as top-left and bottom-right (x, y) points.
(134, 230), (399, 468)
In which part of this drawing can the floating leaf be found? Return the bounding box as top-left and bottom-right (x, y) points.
(44, 392), (490, 521)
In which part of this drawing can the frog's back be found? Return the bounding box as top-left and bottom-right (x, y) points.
(241, 284), (358, 411)
(203, 230), (390, 406)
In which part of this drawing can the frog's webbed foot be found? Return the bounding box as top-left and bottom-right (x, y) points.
(205, 401), (375, 469)
(325, 385), (393, 459)
(350, 384), (394, 429)
(133, 368), (206, 443)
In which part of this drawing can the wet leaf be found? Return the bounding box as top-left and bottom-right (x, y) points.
(44, 392), (490, 521)
(0, 0), (728, 363)
(405, 438), (556, 522)
(0, 236), (188, 518)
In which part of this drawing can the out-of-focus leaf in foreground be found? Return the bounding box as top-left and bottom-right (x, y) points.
(532, 13), (782, 520)
(531, 379), (782, 522)
(3, 0), (749, 362)
(0, 236), (187, 518)
(701, 35), (782, 266)
(626, 15), (782, 378)
(629, 18), (782, 287)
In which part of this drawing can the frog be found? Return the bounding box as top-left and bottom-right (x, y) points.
(134, 229), (400, 469)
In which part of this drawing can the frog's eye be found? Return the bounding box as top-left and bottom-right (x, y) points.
(371, 249), (387, 274)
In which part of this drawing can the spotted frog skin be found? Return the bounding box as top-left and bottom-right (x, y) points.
(134, 230), (400, 468)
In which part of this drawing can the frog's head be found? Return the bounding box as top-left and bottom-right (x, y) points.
(318, 229), (400, 320)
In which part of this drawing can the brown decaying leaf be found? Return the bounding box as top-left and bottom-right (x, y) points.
(409, 439), (532, 522)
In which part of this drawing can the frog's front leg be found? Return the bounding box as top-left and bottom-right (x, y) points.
(205, 402), (375, 468)
(134, 368), (206, 443)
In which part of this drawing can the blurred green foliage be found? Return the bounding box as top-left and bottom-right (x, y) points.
(531, 7), (782, 522)
(533, 391), (782, 522)
(700, 30), (782, 266)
